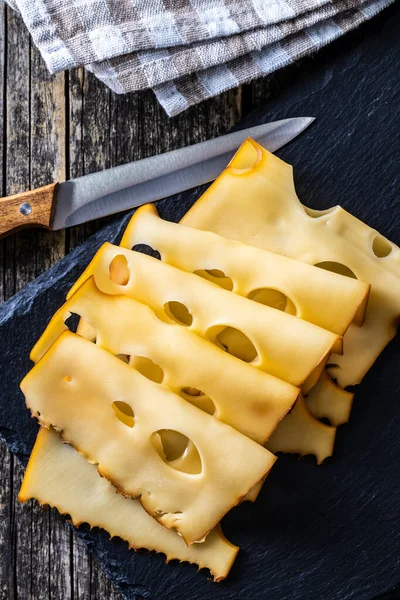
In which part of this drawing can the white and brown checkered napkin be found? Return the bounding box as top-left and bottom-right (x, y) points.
(5, 0), (394, 115)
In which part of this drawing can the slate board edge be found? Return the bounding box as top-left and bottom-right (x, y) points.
(1, 6), (400, 600)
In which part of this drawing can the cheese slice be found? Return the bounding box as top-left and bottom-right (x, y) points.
(181, 138), (400, 389)
(67, 242), (341, 390)
(31, 278), (299, 445)
(121, 204), (369, 336)
(21, 331), (276, 546)
(76, 309), (267, 504)
(267, 394), (336, 464)
(19, 428), (238, 581)
(305, 370), (354, 427)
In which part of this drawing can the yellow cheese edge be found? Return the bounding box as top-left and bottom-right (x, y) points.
(30, 277), (300, 446)
(19, 428), (238, 582)
(181, 138), (400, 390)
(306, 371), (354, 426)
(267, 395), (336, 465)
(121, 203), (370, 336)
(177, 143), (340, 463)
(22, 331), (277, 546)
(65, 241), (342, 390)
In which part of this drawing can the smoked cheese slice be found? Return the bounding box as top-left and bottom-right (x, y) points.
(21, 332), (276, 546)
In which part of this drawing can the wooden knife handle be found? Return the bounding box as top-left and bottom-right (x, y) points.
(0, 183), (59, 238)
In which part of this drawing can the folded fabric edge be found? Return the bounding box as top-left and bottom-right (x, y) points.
(88, 0), (372, 95)
(151, 0), (394, 117)
(3, 0), (17, 8)
(10, 0), (357, 73)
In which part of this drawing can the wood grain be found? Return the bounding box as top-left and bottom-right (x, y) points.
(0, 17), (6, 595)
(0, 183), (58, 238)
(0, 6), (243, 599)
(0, 7), (73, 600)
(1, 9), (31, 600)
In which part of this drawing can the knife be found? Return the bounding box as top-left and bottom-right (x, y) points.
(0, 117), (314, 238)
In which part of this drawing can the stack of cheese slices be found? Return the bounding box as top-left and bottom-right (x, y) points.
(19, 139), (400, 581)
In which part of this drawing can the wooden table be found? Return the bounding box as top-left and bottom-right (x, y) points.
(0, 6), (283, 599)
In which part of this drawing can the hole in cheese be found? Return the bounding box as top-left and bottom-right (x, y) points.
(129, 356), (164, 384)
(112, 401), (135, 428)
(64, 313), (81, 334)
(131, 243), (161, 261)
(207, 325), (258, 363)
(314, 261), (357, 279)
(303, 206), (336, 219)
(151, 430), (202, 475)
(164, 301), (193, 326)
(109, 254), (130, 285)
(194, 269), (233, 291)
(248, 288), (297, 315)
(206, 269), (226, 278)
(181, 387), (204, 396)
(63, 376), (72, 383)
(228, 140), (262, 174)
(116, 354), (130, 364)
(76, 318), (97, 342)
(180, 388), (216, 415)
(372, 235), (392, 258)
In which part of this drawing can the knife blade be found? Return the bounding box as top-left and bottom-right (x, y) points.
(0, 117), (314, 238)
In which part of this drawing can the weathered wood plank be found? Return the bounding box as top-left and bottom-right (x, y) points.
(112, 86), (242, 163)
(48, 511), (72, 600)
(67, 68), (116, 251)
(72, 534), (92, 600)
(17, 47), (70, 600)
(0, 8), (70, 600)
(90, 556), (121, 600)
(2, 9), (33, 600)
(3, 7), (32, 294)
(72, 534), (120, 600)
(0, 444), (13, 600)
(0, 5), (4, 204)
(0, 7), (14, 600)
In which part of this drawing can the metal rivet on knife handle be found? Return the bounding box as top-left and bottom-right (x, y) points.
(20, 202), (33, 216)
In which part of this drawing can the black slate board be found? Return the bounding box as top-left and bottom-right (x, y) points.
(1, 4), (400, 600)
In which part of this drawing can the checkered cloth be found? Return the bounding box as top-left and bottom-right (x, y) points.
(5, 0), (394, 116)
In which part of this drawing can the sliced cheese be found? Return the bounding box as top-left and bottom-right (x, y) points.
(121, 204), (369, 336)
(21, 331), (276, 546)
(243, 480), (264, 503)
(306, 370), (354, 427)
(78, 311), (266, 504)
(267, 395), (336, 465)
(67, 242), (341, 390)
(31, 278), (299, 445)
(181, 138), (400, 389)
(19, 428), (238, 581)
